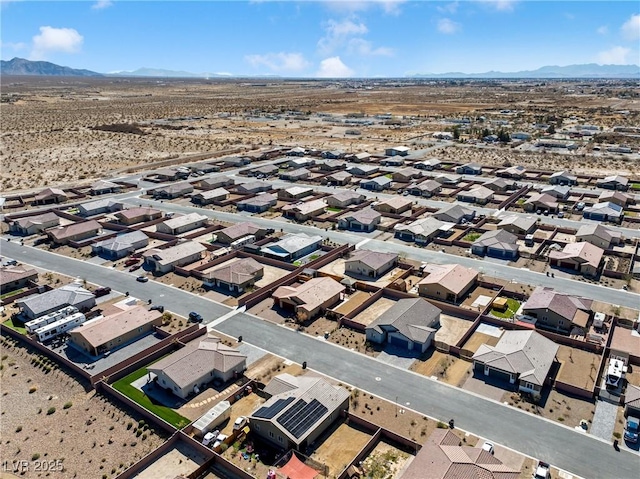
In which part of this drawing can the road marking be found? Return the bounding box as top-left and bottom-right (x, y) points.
(375, 377), (381, 381)
(355, 238), (371, 249)
(207, 305), (246, 329)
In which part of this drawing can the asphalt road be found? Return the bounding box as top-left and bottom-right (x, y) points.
(1, 239), (638, 479)
(124, 196), (640, 310)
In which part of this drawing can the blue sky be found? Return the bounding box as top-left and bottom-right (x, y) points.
(1, 1), (639, 76)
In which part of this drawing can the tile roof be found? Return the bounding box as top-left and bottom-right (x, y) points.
(193, 188), (229, 200)
(12, 212), (60, 229)
(418, 264), (478, 296)
(219, 222), (263, 241)
(281, 199), (327, 216)
(0, 266), (38, 287)
(283, 186), (314, 196)
(549, 242), (604, 269)
(597, 175), (629, 186)
(143, 241), (206, 266)
(433, 205), (473, 222)
(149, 336), (247, 388)
(47, 220), (102, 241)
(328, 190), (363, 203)
(327, 171), (352, 181)
(376, 196), (412, 211)
(205, 257), (263, 285)
(525, 193), (558, 208)
(394, 217), (447, 237)
(340, 207), (381, 225)
(497, 215), (537, 233)
(116, 207), (161, 220)
(625, 384), (640, 409)
(368, 298), (441, 344)
(473, 229), (519, 252)
(412, 179), (441, 192)
(70, 306), (161, 348)
(472, 330), (559, 386)
(34, 187), (67, 201)
(523, 287), (592, 323)
(238, 193), (277, 208)
(273, 277), (345, 313)
(346, 250), (397, 271)
(236, 181), (272, 193)
(91, 180), (120, 191)
(576, 224), (619, 243)
(160, 213), (208, 230)
(459, 186), (494, 201)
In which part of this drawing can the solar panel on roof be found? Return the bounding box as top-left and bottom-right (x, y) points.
(277, 399), (328, 439)
(252, 396), (295, 419)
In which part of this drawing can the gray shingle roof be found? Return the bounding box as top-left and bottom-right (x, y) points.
(367, 298), (441, 344)
(346, 250), (397, 271)
(473, 229), (519, 252)
(18, 283), (95, 318)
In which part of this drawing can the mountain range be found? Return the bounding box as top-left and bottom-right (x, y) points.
(1, 58), (638, 79)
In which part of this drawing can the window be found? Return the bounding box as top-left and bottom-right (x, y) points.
(269, 431), (274, 438)
(278, 436), (283, 443)
(254, 424), (260, 431)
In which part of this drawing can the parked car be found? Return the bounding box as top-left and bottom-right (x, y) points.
(202, 430), (219, 447)
(212, 433), (228, 449)
(233, 416), (248, 431)
(94, 286), (112, 297)
(129, 264), (142, 272)
(136, 275), (149, 283)
(5, 259), (18, 266)
(189, 311), (203, 322)
(149, 305), (165, 313)
(624, 416), (639, 443)
(124, 258), (140, 267)
(481, 441), (494, 455)
(533, 461), (551, 479)
(557, 211), (564, 218)
(575, 202), (586, 211)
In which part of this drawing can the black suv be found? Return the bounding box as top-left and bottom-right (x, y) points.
(188, 312), (203, 322)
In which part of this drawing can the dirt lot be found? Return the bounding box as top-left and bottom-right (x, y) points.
(361, 440), (413, 479)
(133, 442), (208, 479)
(350, 297), (396, 327)
(502, 390), (596, 429)
(555, 345), (602, 392)
(434, 314), (474, 347)
(460, 332), (501, 354)
(410, 350), (472, 387)
(244, 354), (303, 385)
(0, 337), (167, 479)
(309, 422), (372, 476)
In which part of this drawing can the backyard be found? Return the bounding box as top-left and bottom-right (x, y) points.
(489, 297), (521, 319)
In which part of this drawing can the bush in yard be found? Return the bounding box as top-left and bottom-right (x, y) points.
(47, 407), (56, 415)
(63, 402), (72, 409)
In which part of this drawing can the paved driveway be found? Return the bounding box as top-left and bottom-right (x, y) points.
(462, 374), (509, 402)
(590, 400), (618, 441)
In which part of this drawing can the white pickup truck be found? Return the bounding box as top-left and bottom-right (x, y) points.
(533, 461), (551, 479)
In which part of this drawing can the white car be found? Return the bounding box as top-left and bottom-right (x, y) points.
(233, 416), (248, 430)
(202, 431), (217, 447)
(213, 433), (228, 449)
(482, 441), (494, 454)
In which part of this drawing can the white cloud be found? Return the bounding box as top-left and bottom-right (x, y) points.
(621, 13), (640, 41)
(437, 2), (459, 14)
(318, 19), (368, 55)
(30, 26), (83, 60)
(1, 40), (28, 52)
(323, 0), (405, 16)
(244, 52), (310, 73)
(437, 18), (461, 34)
(316, 56), (354, 77)
(596, 46), (632, 65)
(477, 0), (517, 12)
(597, 25), (609, 35)
(92, 0), (113, 10)
(347, 38), (393, 56)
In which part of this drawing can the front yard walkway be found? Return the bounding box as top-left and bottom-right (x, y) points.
(590, 399), (618, 441)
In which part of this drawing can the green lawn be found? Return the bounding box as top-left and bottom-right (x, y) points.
(112, 364), (190, 429)
(630, 183), (640, 191)
(326, 207), (342, 213)
(0, 288), (25, 300)
(490, 298), (521, 319)
(2, 317), (27, 335)
(463, 232), (482, 242)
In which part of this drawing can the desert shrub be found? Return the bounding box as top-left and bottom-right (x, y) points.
(47, 407), (56, 415)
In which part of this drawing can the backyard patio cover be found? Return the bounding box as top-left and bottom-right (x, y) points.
(279, 454), (319, 479)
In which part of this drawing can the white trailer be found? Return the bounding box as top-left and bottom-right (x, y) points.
(25, 306), (78, 334)
(34, 312), (86, 342)
(192, 401), (231, 437)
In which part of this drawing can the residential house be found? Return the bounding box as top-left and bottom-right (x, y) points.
(199, 177), (235, 190)
(485, 177), (516, 192)
(235, 181), (272, 195)
(624, 385), (640, 418)
(322, 150), (344, 159)
(456, 163), (482, 175)
(373, 197), (412, 214)
(523, 193), (559, 213)
(17, 283), (96, 320)
(69, 306), (163, 357)
(434, 173), (462, 185)
(549, 242), (604, 277)
(472, 229), (519, 259)
(249, 374), (349, 451)
(511, 132), (531, 140)
(278, 186), (314, 201)
(338, 208), (381, 232)
(598, 190), (635, 207)
(326, 191), (365, 208)
(151, 168), (181, 181)
(224, 156), (251, 167)
(497, 165), (527, 179)
(191, 188), (229, 205)
(522, 286), (592, 333)
(366, 298), (441, 353)
(90, 180), (122, 195)
(287, 146), (306, 156)
(541, 185), (571, 199)
(280, 168), (310, 182)
(288, 157), (315, 169)
(114, 207), (162, 225)
(583, 202), (624, 223)
(347, 165), (379, 177)
(0, 266), (38, 295)
(143, 241), (206, 274)
(148, 336), (247, 399)
(91, 231), (149, 260)
(408, 180), (441, 197)
(203, 258), (264, 292)
(576, 224), (622, 249)
(237, 193), (277, 213)
(77, 199), (123, 217)
(418, 264), (478, 303)
(344, 250), (398, 278)
(401, 429), (519, 479)
(597, 175), (629, 191)
(324, 171), (353, 186)
(317, 159), (344, 171)
(273, 277), (345, 320)
(457, 186), (494, 205)
(249, 164), (279, 178)
(472, 330), (559, 398)
(394, 217), (448, 244)
(152, 182), (194, 199)
(432, 205), (475, 224)
(216, 222), (269, 244)
(261, 233), (322, 262)
(360, 176), (392, 191)
(392, 167), (421, 183)
(536, 140), (577, 150)
(497, 215), (537, 235)
(9, 212), (60, 236)
(385, 146), (410, 156)
(415, 158), (442, 170)
(156, 213), (208, 235)
(46, 220), (102, 245)
(549, 170), (578, 186)
(348, 152), (371, 163)
(380, 157), (405, 167)
(189, 163), (219, 175)
(33, 188), (67, 205)
(282, 199), (327, 222)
